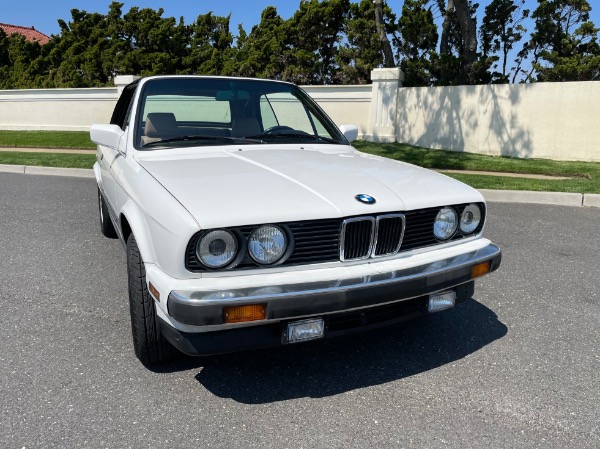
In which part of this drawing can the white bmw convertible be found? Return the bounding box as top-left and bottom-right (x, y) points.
(90, 75), (501, 365)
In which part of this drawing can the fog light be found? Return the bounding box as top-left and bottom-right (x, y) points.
(287, 318), (325, 343)
(428, 290), (456, 313)
(223, 304), (266, 323)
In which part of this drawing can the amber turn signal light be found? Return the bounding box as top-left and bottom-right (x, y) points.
(223, 304), (267, 323)
(471, 261), (491, 279)
(148, 282), (160, 302)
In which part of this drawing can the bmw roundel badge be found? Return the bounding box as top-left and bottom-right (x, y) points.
(355, 194), (376, 205)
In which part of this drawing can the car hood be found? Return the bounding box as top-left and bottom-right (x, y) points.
(136, 145), (483, 229)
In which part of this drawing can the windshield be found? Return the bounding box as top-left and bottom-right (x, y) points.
(134, 77), (347, 149)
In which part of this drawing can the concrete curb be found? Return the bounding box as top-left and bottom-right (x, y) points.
(583, 194), (600, 208)
(0, 164), (26, 173)
(0, 164), (95, 178)
(0, 164), (598, 208)
(25, 166), (95, 178)
(478, 189), (584, 207)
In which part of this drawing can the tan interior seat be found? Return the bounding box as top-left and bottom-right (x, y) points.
(141, 112), (178, 145)
(145, 112), (178, 137)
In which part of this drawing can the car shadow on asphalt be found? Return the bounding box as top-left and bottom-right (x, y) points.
(156, 299), (507, 404)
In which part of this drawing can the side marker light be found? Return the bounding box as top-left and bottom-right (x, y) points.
(148, 283), (160, 302)
(471, 261), (492, 279)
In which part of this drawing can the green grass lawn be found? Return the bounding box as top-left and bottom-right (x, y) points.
(442, 173), (596, 193)
(354, 141), (600, 194)
(0, 151), (95, 169)
(0, 130), (95, 149)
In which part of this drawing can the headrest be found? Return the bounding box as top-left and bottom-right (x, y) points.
(145, 112), (177, 137)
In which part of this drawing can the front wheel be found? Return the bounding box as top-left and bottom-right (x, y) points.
(126, 234), (178, 365)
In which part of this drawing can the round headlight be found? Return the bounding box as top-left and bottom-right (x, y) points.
(433, 207), (458, 240)
(196, 229), (238, 268)
(248, 225), (287, 265)
(460, 204), (482, 234)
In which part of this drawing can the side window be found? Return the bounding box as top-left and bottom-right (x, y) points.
(110, 84), (137, 130)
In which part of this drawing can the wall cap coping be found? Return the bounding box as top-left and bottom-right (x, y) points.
(114, 75), (141, 87)
(371, 68), (405, 82)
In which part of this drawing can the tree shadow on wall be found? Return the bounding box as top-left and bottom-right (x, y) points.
(397, 84), (533, 164)
(479, 84), (534, 159)
(176, 299), (507, 404)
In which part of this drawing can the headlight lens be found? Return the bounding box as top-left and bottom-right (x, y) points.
(196, 229), (238, 268)
(248, 225), (287, 265)
(460, 204), (482, 234)
(433, 207), (458, 240)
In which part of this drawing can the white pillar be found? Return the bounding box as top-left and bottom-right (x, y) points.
(114, 75), (141, 94)
(367, 68), (403, 142)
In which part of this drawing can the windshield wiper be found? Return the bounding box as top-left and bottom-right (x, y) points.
(255, 132), (341, 144)
(142, 135), (264, 147)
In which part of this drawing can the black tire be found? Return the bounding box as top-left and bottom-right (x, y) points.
(98, 187), (118, 239)
(126, 234), (178, 365)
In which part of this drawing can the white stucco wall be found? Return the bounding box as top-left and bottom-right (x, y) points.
(302, 85), (372, 138)
(1, 77), (599, 162)
(396, 81), (600, 162)
(0, 84), (372, 137)
(0, 87), (118, 131)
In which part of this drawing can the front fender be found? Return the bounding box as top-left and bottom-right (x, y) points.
(117, 162), (202, 278)
(120, 200), (158, 265)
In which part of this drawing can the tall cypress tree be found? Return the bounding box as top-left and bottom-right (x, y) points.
(527, 0), (600, 81)
(480, 0), (529, 82)
(395, 0), (439, 86)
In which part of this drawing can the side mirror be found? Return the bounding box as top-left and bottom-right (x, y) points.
(90, 124), (125, 150)
(339, 124), (359, 142)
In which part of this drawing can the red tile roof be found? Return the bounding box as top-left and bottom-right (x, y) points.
(0, 23), (50, 45)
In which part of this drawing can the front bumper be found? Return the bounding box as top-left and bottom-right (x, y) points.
(159, 241), (501, 354)
(161, 282), (475, 356)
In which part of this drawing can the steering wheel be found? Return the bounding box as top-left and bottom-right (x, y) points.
(262, 125), (296, 135)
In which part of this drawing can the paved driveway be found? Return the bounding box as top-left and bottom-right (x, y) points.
(0, 173), (598, 448)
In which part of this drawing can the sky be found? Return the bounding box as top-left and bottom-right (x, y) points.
(2, 1), (301, 36)
(2, 0), (600, 73)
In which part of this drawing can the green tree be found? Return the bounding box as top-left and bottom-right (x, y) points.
(395, 0), (439, 86)
(120, 6), (187, 77)
(527, 0), (600, 81)
(232, 7), (289, 79)
(42, 8), (114, 87)
(282, 0), (350, 84)
(438, 0), (494, 84)
(0, 30), (12, 88)
(335, 0), (396, 84)
(438, 0), (468, 83)
(374, 0), (396, 67)
(185, 13), (235, 75)
(480, 0), (529, 82)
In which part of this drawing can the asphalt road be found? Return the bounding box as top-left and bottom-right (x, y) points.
(1, 173), (598, 449)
